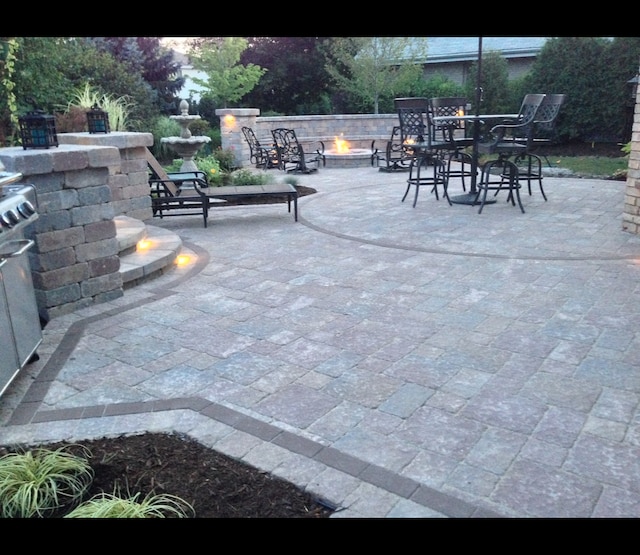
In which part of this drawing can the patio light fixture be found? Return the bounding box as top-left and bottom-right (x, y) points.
(86, 103), (110, 134)
(18, 109), (59, 149)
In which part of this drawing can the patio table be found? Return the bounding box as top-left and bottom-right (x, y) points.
(433, 113), (518, 205)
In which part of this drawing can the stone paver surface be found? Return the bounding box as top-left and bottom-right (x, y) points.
(2, 166), (640, 518)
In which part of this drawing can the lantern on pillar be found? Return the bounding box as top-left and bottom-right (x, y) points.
(18, 110), (59, 149)
(86, 103), (110, 134)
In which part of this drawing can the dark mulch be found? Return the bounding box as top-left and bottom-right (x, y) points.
(1, 432), (334, 518)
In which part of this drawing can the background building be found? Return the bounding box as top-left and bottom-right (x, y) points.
(411, 37), (548, 86)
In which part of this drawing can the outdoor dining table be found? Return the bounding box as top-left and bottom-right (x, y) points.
(432, 113), (519, 205)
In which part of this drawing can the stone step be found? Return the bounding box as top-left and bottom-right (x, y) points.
(114, 216), (183, 287)
(114, 215), (147, 255)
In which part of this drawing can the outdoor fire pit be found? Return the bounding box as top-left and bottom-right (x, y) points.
(322, 135), (374, 168)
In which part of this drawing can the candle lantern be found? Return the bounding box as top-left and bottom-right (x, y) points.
(18, 110), (59, 149)
(86, 103), (110, 134)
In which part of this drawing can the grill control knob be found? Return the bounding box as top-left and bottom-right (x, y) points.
(17, 200), (36, 219)
(1, 210), (19, 227)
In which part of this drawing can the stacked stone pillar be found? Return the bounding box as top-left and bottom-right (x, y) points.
(0, 132), (152, 320)
(623, 65), (640, 235)
(215, 108), (259, 168)
(57, 132), (154, 221)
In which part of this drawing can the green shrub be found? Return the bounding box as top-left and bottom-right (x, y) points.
(150, 116), (181, 162)
(65, 490), (194, 518)
(188, 119), (211, 136)
(163, 159), (183, 173)
(197, 127), (222, 157)
(213, 147), (237, 172)
(0, 445), (94, 518)
(228, 168), (274, 186)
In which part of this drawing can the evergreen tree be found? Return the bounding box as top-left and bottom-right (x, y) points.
(522, 37), (613, 141)
(86, 37), (184, 115)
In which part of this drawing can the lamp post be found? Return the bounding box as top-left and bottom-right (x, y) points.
(18, 110), (58, 149)
(86, 103), (110, 134)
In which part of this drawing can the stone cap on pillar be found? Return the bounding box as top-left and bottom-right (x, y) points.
(215, 108), (260, 118)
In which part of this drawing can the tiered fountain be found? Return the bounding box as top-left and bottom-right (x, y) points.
(161, 100), (211, 172)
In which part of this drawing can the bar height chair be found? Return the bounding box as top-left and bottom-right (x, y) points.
(429, 97), (474, 192)
(511, 93), (567, 200)
(475, 93), (546, 212)
(395, 97), (449, 207)
(474, 159), (524, 214)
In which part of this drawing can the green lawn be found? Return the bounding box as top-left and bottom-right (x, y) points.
(547, 155), (628, 178)
(478, 154), (629, 179)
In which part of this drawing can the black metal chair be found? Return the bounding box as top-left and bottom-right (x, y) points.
(478, 93), (547, 161)
(511, 93), (567, 199)
(429, 97), (474, 191)
(395, 97), (449, 207)
(241, 126), (278, 170)
(474, 158), (524, 214)
(374, 126), (411, 172)
(271, 128), (321, 173)
(474, 94), (546, 210)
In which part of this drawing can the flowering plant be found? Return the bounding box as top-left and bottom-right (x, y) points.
(193, 155), (224, 185)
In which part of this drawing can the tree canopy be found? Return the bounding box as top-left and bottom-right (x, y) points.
(323, 37), (429, 114)
(189, 37), (266, 108)
(240, 37), (333, 115)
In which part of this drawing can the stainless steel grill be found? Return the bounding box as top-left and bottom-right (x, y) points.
(0, 170), (42, 397)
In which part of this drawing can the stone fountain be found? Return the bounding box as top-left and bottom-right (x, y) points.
(161, 99), (211, 172)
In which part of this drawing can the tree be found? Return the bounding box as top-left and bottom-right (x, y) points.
(6, 38), (168, 135)
(324, 37), (428, 114)
(464, 50), (511, 115)
(85, 37), (184, 115)
(11, 37), (77, 114)
(0, 38), (19, 145)
(60, 39), (158, 131)
(189, 38), (266, 108)
(522, 37), (618, 142)
(240, 37), (333, 115)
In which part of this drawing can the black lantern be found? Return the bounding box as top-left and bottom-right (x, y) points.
(18, 110), (58, 149)
(86, 103), (110, 134)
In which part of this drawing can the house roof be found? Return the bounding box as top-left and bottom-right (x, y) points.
(410, 37), (549, 64)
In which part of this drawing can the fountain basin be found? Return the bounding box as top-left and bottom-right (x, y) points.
(161, 135), (211, 172)
(322, 148), (373, 169)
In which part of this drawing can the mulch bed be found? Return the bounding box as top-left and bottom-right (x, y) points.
(1, 432), (334, 518)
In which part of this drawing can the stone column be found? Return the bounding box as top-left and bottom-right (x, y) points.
(623, 65), (640, 235)
(0, 143), (124, 320)
(57, 131), (154, 221)
(215, 108), (260, 168)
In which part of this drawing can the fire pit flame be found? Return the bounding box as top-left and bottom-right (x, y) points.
(334, 134), (350, 154)
(323, 133), (371, 167)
